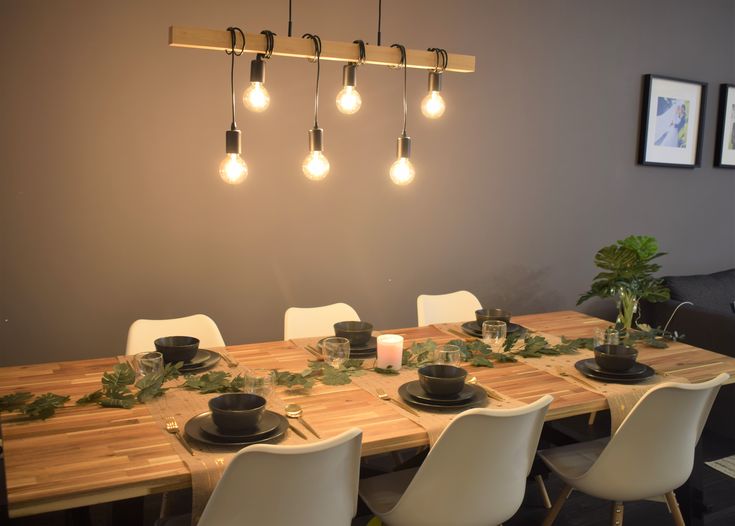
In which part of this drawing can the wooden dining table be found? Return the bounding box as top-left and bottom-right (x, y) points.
(1, 310), (734, 520)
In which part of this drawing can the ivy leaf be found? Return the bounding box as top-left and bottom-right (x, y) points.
(503, 331), (521, 353)
(466, 340), (491, 355)
(469, 355), (494, 367)
(23, 393), (70, 420)
(0, 392), (33, 412)
(342, 359), (365, 370)
(273, 370), (315, 389)
(135, 374), (165, 402)
(99, 396), (136, 409)
(321, 366), (352, 385)
(183, 371), (233, 393)
(374, 366), (400, 375)
(229, 374), (246, 392)
(163, 362), (183, 382)
(76, 390), (104, 405)
(101, 363), (136, 398)
(489, 352), (517, 363)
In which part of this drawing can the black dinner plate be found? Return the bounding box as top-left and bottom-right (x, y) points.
(582, 359), (650, 377)
(398, 382), (487, 410)
(575, 359), (655, 384)
(404, 381), (476, 405)
(318, 337), (377, 358)
(461, 321), (523, 338)
(200, 410), (281, 442)
(179, 349), (221, 373)
(185, 410), (287, 447)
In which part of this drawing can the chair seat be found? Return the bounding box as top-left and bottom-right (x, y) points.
(538, 438), (609, 480)
(359, 468), (418, 514)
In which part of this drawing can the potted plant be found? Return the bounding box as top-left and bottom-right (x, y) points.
(578, 235), (670, 332)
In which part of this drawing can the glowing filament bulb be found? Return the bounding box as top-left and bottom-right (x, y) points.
(389, 157), (415, 186)
(336, 86), (362, 114)
(302, 151), (330, 181)
(219, 153), (248, 185)
(421, 91), (446, 119)
(243, 82), (270, 112)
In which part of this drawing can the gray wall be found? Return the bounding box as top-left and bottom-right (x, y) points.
(1, 0), (734, 366)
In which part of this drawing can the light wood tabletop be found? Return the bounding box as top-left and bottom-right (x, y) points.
(1, 310), (733, 518)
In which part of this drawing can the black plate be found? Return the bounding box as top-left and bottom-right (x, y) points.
(200, 410), (281, 442)
(318, 337), (377, 357)
(404, 381), (475, 405)
(185, 410), (287, 447)
(398, 383), (487, 410)
(582, 358), (650, 377)
(461, 321), (523, 338)
(575, 359), (655, 384)
(179, 349), (221, 373)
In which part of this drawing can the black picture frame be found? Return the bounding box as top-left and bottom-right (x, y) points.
(714, 83), (735, 168)
(638, 74), (707, 168)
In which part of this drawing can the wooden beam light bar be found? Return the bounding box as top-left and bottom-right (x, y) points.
(169, 26), (475, 73)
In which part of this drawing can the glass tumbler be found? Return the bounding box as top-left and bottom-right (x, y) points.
(134, 351), (164, 378)
(435, 344), (462, 366)
(594, 327), (620, 348)
(246, 369), (275, 401)
(322, 337), (350, 368)
(482, 320), (507, 353)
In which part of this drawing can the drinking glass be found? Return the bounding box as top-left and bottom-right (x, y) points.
(246, 369), (275, 401)
(322, 337), (350, 368)
(435, 344), (462, 366)
(134, 351), (164, 378)
(482, 320), (507, 353)
(594, 327), (620, 348)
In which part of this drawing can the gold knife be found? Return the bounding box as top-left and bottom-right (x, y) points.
(288, 423), (308, 439)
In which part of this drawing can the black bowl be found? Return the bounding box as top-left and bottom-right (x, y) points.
(475, 308), (512, 327)
(594, 344), (639, 372)
(418, 365), (468, 397)
(334, 321), (373, 347)
(154, 336), (199, 364)
(209, 393), (266, 433)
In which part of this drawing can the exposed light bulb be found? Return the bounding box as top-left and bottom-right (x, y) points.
(219, 153), (248, 184)
(336, 86), (362, 114)
(243, 82), (270, 112)
(421, 91), (445, 119)
(302, 151), (330, 181)
(390, 157), (415, 186)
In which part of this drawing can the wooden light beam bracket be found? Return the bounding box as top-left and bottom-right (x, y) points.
(169, 26), (475, 73)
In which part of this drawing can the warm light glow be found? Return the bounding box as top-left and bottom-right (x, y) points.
(219, 154), (248, 184)
(302, 150), (330, 181)
(421, 91), (446, 119)
(336, 86), (362, 114)
(389, 157), (415, 186)
(243, 82), (270, 112)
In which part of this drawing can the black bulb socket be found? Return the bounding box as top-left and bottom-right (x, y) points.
(226, 128), (241, 155)
(250, 56), (266, 84)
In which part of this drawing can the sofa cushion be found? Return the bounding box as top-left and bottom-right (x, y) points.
(664, 268), (735, 315)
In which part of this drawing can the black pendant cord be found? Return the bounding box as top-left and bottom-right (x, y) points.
(428, 47), (448, 72)
(391, 43), (407, 135)
(303, 33), (322, 128)
(225, 27), (245, 129)
(377, 0), (382, 46)
(288, 0), (293, 37)
(258, 29), (276, 64)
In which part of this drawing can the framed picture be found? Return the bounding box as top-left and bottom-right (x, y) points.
(638, 74), (707, 168)
(714, 84), (735, 168)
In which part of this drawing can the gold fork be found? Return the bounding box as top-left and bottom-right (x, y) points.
(376, 387), (419, 416)
(165, 416), (194, 455)
(219, 350), (239, 368)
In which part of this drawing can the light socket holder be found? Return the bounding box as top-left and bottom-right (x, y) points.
(250, 56), (266, 84)
(342, 63), (357, 87)
(428, 71), (442, 93)
(396, 133), (411, 159)
(308, 127), (324, 152)
(225, 128), (241, 154)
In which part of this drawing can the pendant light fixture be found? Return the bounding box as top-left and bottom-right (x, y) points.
(421, 48), (447, 119)
(243, 30), (275, 112)
(336, 40), (365, 115)
(389, 43), (415, 186)
(219, 27), (248, 185)
(301, 33), (330, 181)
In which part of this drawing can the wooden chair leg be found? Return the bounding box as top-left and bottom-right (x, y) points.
(665, 491), (685, 526)
(611, 501), (624, 526)
(542, 484), (573, 526)
(588, 411), (598, 426)
(535, 474), (552, 509)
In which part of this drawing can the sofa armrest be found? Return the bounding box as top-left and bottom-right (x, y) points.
(640, 300), (735, 358)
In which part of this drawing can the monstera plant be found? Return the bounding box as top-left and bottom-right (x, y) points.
(578, 235), (670, 331)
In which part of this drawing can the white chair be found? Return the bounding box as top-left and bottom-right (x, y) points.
(539, 373), (729, 526)
(125, 314), (225, 356)
(157, 428), (363, 526)
(416, 290), (481, 326)
(284, 302), (360, 340)
(359, 395), (553, 526)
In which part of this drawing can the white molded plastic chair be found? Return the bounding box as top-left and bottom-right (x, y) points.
(416, 290), (481, 326)
(284, 303), (360, 340)
(200, 428), (361, 526)
(359, 396), (553, 526)
(125, 314), (225, 356)
(539, 373), (729, 526)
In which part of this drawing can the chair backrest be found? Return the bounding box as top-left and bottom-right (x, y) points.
(198, 428), (363, 526)
(416, 290), (482, 326)
(578, 373), (729, 501)
(124, 314), (225, 356)
(284, 303), (360, 340)
(381, 396), (552, 526)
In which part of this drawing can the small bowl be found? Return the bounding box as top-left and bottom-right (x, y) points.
(334, 321), (374, 346)
(209, 393), (266, 432)
(475, 308), (512, 327)
(594, 344), (639, 372)
(154, 336), (199, 364)
(418, 365), (468, 397)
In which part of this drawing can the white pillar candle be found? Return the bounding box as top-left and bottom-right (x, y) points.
(376, 334), (404, 371)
